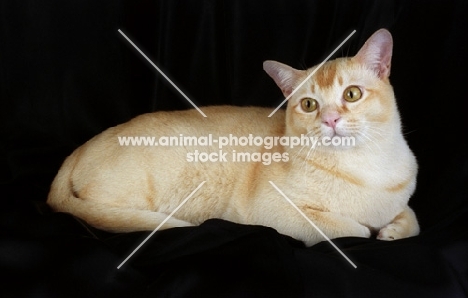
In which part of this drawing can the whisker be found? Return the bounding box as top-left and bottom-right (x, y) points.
(302, 142), (318, 184)
(363, 127), (386, 138)
(402, 129), (417, 136)
(356, 130), (382, 154)
(290, 130), (316, 161)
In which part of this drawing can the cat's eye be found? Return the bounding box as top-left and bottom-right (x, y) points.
(343, 86), (362, 102)
(301, 98), (318, 112)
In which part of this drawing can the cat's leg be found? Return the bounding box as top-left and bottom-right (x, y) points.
(49, 194), (195, 233)
(377, 206), (419, 241)
(259, 204), (371, 246)
(297, 208), (372, 246)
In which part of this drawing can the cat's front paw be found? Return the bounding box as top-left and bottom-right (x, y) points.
(332, 218), (371, 239)
(360, 225), (372, 239)
(377, 223), (404, 241)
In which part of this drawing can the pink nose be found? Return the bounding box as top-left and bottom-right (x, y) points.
(322, 113), (341, 129)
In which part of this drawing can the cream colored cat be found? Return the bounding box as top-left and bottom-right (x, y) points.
(47, 29), (419, 246)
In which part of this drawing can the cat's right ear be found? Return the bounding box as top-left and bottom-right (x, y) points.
(263, 61), (301, 97)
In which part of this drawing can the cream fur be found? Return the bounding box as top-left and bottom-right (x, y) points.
(47, 29), (419, 246)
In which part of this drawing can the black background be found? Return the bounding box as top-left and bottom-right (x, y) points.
(1, 0), (467, 297)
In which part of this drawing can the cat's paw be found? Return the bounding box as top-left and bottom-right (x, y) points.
(356, 225), (372, 238)
(360, 225), (372, 239)
(335, 218), (371, 239)
(377, 223), (404, 241)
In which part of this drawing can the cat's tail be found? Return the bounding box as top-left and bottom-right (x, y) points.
(46, 149), (194, 233)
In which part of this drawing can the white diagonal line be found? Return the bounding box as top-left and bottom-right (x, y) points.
(118, 29), (207, 118)
(269, 181), (357, 269)
(268, 30), (356, 117)
(117, 181), (206, 269)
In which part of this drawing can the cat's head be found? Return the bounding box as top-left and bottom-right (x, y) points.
(264, 29), (399, 151)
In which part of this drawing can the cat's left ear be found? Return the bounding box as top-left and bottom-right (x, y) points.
(354, 29), (393, 79)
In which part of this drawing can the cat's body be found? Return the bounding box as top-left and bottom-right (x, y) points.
(47, 29), (419, 246)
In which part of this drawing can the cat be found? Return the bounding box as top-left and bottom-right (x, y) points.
(47, 29), (419, 246)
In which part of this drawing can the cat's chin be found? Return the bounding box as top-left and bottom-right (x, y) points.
(317, 141), (356, 151)
(321, 128), (349, 139)
(315, 129), (358, 151)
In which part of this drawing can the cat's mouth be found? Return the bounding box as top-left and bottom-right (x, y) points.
(322, 126), (345, 138)
(317, 125), (359, 149)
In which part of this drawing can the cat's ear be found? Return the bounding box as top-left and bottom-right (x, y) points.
(354, 29), (393, 79)
(263, 60), (301, 97)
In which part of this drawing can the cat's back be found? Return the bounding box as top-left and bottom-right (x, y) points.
(73, 105), (286, 169)
(114, 105), (285, 137)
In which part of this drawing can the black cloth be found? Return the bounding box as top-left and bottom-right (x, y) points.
(1, 0), (467, 297)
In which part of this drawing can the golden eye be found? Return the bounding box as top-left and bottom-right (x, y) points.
(301, 98), (318, 112)
(343, 86), (362, 102)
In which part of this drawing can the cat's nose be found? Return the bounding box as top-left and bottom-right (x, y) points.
(322, 113), (341, 129)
